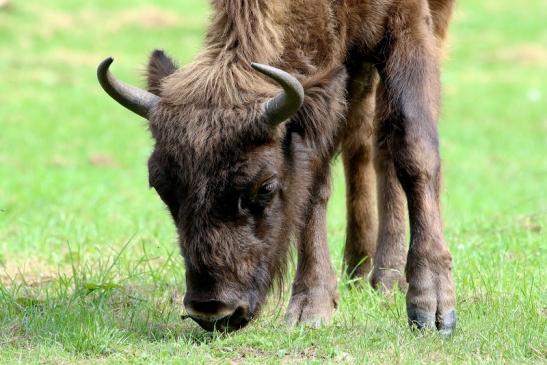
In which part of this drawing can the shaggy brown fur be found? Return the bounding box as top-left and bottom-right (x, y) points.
(108, 0), (457, 333)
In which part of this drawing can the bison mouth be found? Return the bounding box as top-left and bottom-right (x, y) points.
(185, 307), (252, 332)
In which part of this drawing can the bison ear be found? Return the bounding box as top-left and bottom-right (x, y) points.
(146, 49), (178, 96)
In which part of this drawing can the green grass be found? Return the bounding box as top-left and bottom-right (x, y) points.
(0, 0), (545, 363)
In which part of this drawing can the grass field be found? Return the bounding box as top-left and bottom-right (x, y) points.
(0, 0), (546, 363)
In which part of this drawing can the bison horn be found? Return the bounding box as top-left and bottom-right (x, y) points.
(251, 63), (304, 127)
(97, 57), (160, 119)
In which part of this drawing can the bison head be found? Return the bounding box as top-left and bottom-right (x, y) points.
(97, 50), (310, 331)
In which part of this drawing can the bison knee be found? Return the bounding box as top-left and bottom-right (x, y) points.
(390, 121), (441, 191)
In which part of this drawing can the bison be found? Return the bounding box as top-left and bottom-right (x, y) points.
(97, 0), (457, 334)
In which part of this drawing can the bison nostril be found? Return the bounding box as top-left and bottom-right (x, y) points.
(188, 304), (251, 332)
(184, 297), (252, 331)
(185, 300), (237, 321)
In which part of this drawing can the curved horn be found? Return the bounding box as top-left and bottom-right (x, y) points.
(251, 63), (304, 127)
(97, 57), (160, 119)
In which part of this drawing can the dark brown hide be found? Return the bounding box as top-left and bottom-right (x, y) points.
(99, 0), (457, 334)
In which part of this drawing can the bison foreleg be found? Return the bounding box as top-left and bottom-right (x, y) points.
(285, 162), (338, 327)
(374, 0), (456, 335)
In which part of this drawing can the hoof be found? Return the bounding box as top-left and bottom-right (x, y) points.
(285, 286), (338, 328)
(436, 309), (457, 336)
(407, 303), (457, 336)
(406, 254), (457, 336)
(407, 303), (435, 330)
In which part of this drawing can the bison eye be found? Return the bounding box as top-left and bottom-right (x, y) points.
(240, 178), (278, 215)
(255, 177), (278, 200)
(257, 180), (277, 197)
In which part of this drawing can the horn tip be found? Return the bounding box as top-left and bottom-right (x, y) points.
(97, 57), (116, 84)
(250, 62), (268, 72)
(98, 57), (114, 70)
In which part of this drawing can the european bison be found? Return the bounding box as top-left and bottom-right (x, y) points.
(98, 0), (456, 334)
